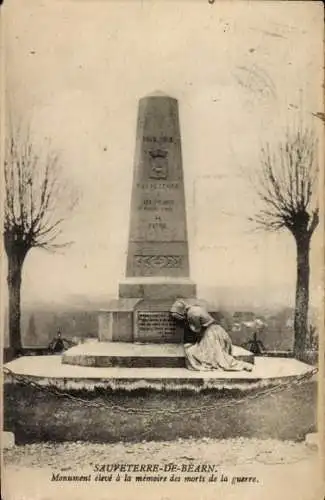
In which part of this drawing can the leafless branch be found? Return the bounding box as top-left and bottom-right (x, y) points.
(4, 124), (79, 256)
(249, 125), (319, 239)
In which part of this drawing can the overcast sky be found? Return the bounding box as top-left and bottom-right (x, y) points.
(3, 0), (324, 310)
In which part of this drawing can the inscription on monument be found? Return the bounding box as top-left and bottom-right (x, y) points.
(136, 182), (179, 190)
(136, 311), (178, 342)
(143, 136), (173, 143)
(140, 199), (175, 211)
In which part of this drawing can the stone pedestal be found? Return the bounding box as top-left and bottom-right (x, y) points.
(99, 298), (185, 344)
(98, 299), (142, 342)
(98, 294), (226, 345)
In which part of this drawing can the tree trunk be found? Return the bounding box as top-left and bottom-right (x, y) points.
(7, 251), (27, 357)
(293, 234), (310, 360)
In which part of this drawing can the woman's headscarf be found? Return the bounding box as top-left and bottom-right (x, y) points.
(170, 300), (215, 334)
(170, 299), (189, 321)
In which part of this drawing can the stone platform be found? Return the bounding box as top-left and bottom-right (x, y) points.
(3, 354), (316, 392)
(61, 342), (254, 368)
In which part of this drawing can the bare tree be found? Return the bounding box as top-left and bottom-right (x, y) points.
(249, 126), (319, 359)
(4, 126), (78, 356)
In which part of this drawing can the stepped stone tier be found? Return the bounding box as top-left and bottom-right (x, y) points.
(5, 355), (315, 392)
(62, 343), (254, 368)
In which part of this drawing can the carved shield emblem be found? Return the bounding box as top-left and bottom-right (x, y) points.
(148, 149), (168, 179)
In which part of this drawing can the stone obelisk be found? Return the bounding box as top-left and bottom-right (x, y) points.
(119, 91), (196, 299)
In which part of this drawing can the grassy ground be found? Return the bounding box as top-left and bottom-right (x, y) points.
(4, 377), (317, 444)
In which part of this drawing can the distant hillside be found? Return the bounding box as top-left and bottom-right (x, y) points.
(3, 295), (115, 347)
(197, 285), (295, 314)
(2, 292), (319, 350)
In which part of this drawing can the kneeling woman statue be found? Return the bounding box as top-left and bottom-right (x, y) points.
(170, 300), (253, 372)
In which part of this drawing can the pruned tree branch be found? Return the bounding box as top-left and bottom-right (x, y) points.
(308, 208), (319, 236)
(249, 125), (319, 239)
(4, 125), (79, 256)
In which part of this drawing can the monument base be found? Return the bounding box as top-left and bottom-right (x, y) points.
(62, 342), (254, 368)
(98, 287), (229, 345)
(99, 278), (198, 343)
(118, 277), (196, 299)
(4, 355), (316, 444)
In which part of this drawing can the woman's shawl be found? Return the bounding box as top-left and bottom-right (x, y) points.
(186, 306), (215, 333)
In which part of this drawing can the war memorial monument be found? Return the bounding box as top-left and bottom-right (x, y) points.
(3, 93), (316, 444)
(62, 92), (253, 369)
